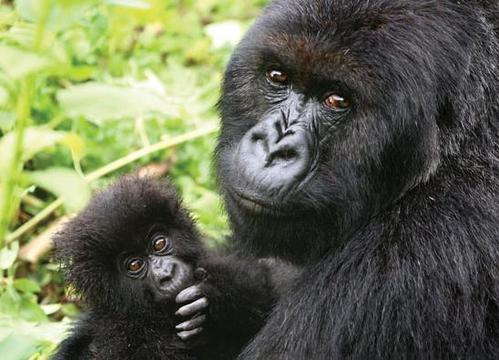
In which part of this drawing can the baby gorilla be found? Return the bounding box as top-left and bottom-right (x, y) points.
(52, 176), (278, 360)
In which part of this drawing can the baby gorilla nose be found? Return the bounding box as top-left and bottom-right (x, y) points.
(158, 262), (176, 285)
(148, 256), (193, 301)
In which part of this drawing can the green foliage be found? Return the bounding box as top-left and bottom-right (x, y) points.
(0, 0), (266, 358)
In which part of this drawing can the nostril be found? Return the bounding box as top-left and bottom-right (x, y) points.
(276, 147), (298, 160)
(251, 132), (266, 143)
(279, 148), (297, 160)
(160, 274), (172, 285)
(267, 147), (298, 166)
(159, 263), (176, 285)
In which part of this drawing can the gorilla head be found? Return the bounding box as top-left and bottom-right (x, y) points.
(54, 177), (203, 313)
(216, 0), (497, 264)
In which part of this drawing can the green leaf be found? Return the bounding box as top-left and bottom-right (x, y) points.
(0, 45), (52, 79)
(57, 82), (181, 124)
(0, 112), (15, 132)
(19, 296), (48, 322)
(106, 0), (151, 9)
(16, 0), (95, 31)
(27, 168), (91, 212)
(0, 86), (8, 106)
(0, 242), (19, 270)
(0, 317), (69, 344)
(13, 278), (41, 294)
(41, 304), (61, 315)
(0, 127), (66, 171)
(61, 303), (79, 317)
(0, 334), (39, 360)
(205, 20), (245, 49)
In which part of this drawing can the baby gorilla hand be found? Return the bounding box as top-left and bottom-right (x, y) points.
(175, 267), (209, 341)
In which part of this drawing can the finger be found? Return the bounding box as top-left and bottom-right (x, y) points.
(176, 285), (203, 304)
(176, 315), (206, 331)
(175, 297), (208, 317)
(177, 327), (203, 341)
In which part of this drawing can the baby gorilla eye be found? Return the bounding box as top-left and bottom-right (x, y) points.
(152, 235), (171, 253)
(324, 93), (351, 111)
(266, 69), (288, 85)
(127, 258), (145, 274)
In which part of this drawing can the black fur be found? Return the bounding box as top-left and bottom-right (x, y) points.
(216, 0), (499, 358)
(52, 177), (278, 360)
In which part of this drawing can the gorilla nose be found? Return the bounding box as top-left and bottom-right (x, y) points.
(158, 263), (176, 285)
(250, 129), (300, 167)
(233, 118), (313, 196)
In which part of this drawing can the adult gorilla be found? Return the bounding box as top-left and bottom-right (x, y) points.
(216, 0), (499, 358)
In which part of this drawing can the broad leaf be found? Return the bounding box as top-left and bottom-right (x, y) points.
(0, 86), (8, 106)
(16, 0), (95, 31)
(13, 278), (41, 294)
(0, 127), (66, 171)
(0, 242), (19, 270)
(205, 20), (245, 49)
(0, 45), (51, 79)
(0, 334), (38, 360)
(106, 0), (151, 9)
(57, 82), (181, 124)
(27, 168), (91, 212)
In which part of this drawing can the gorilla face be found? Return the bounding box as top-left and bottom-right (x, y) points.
(216, 0), (470, 263)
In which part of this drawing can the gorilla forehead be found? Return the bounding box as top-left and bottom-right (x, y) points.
(246, 0), (470, 77)
(70, 177), (195, 255)
(230, 0), (475, 116)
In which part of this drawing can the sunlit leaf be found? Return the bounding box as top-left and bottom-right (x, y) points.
(17, 292), (48, 322)
(205, 20), (245, 49)
(0, 112), (15, 132)
(0, 86), (8, 106)
(27, 168), (91, 212)
(106, 0), (151, 9)
(57, 82), (181, 124)
(0, 127), (66, 171)
(16, 0), (95, 31)
(4, 23), (36, 48)
(41, 304), (61, 315)
(0, 45), (52, 79)
(0, 242), (19, 270)
(13, 279), (41, 294)
(60, 133), (85, 160)
(0, 317), (69, 344)
(0, 334), (38, 360)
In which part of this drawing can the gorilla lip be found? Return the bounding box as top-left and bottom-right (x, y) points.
(229, 189), (291, 218)
(153, 264), (193, 301)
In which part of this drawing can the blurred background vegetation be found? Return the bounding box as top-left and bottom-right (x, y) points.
(0, 0), (267, 358)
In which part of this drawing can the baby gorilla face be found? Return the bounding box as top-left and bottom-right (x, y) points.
(121, 228), (195, 302)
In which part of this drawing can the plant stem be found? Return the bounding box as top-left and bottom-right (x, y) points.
(85, 124), (218, 181)
(0, 0), (51, 248)
(0, 78), (31, 248)
(5, 124), (219, 244)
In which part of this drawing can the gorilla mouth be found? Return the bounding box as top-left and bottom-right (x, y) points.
(153, 265), (193, 302)
(229, 189), (294, 219)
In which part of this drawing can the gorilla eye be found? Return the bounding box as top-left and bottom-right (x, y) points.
(152, 235), (171, 253)
(324, 93), (351, 111)
(266, 70), (288, 85)
(127, 258), (145, 274)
